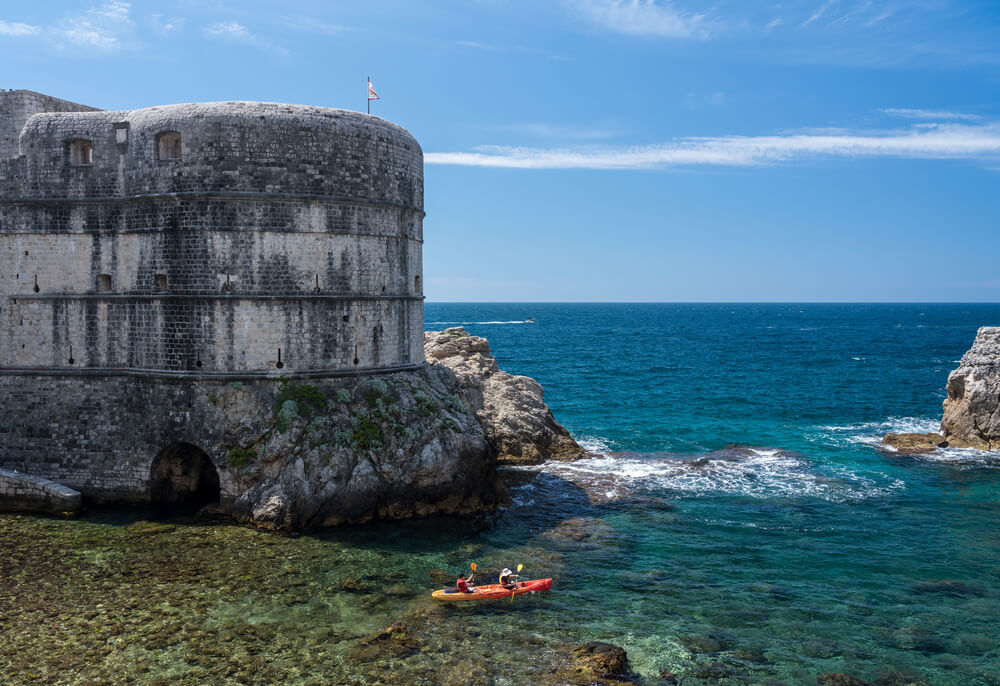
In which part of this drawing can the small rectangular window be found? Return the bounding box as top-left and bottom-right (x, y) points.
(157, 131), (182, 160)
(69, 140), (93, 166)
(96, 274), (112, 292)
(154, 274), (168, 291)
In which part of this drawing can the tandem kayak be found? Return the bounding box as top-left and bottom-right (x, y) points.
(432, 578), (553, 602)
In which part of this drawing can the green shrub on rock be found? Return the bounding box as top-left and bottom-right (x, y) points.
(228, 446), (255, 468)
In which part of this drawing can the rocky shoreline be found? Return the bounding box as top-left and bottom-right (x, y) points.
(425, 327), (592, 465)
(882, 326), (1000, 454)
(0, 328), (588, 531)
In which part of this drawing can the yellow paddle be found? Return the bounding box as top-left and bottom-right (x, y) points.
(509, 563), (524, 604)
(470, 562), (476, 589)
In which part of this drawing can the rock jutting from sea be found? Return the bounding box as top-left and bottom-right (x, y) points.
(882, 326), (1000, 453)
(424, 327), (593, 465)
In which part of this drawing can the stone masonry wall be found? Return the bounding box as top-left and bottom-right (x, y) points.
(1, 98), (425, 377)
(0, 90), (98, 160)
(0, 94), (439, 514)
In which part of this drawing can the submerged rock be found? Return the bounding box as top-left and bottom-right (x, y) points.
(570, 641), (633, 682)
(942, 326), (1000, 450)
(425, 327), (592, 464)
(818, 674), (867, 686)
(909, 579), (985, 597)
(348, 622), (422, 662)
(680, 632), (735, 655)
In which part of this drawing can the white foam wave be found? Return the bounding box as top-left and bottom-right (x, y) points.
(814, 416), (940, 447)
(811, 417), (1000, 467)
(533, 449), (903, 502)
(575, 435), (615, 456)
(425, 320), (533, 325)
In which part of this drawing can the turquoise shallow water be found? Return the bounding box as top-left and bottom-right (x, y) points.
(425, 303), (1000, 683)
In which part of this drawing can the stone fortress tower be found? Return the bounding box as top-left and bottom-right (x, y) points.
(1, 90), (423, 378)
(0, 90), (494, 526)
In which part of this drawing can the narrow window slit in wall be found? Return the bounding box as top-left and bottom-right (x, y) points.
(353, 346), (359, 366)
(224, 274), (232, 293)
(68, 346), (75, 365)
(275, 349), (284, 370)
(156, 131), (182, 160)
(96, 274), (112, 292)
(68, 139), (93, 166)
(414, 275), (420, 292)
(314, 275), (320, 293)
(33, 275), (39, 293)
(155, 273), (168, 291)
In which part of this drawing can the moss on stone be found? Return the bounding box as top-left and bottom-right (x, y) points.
(228, 446), (255, 468)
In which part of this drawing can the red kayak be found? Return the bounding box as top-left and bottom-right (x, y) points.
(432, 578), (553, 602)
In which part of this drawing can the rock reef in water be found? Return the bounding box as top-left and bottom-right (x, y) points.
(880, 432), (948, 454)
(424, 327), (592, 465)
(941, 326), (1000, 450)
(882, 326), (1000, 453)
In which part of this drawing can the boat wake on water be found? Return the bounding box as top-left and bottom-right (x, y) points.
(511, 445), (904, 504)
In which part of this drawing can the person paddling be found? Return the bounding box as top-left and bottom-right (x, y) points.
(499, 567), (518, 590)
(456, 572), (475, 593)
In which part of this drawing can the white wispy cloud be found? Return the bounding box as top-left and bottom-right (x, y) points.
(880, 108), (981, 121)
(425, 122), (1000, 170)
(150, 13), (184, 34)
(284, 16), (352, 36)
(58, 0), (133, 49)
(567, 0), (711, 39)
(204, 21), (288, 55)
(802, 0), (838, 27)
(0, 20), (41, 36)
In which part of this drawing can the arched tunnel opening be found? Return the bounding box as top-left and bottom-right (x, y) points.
(149, 442), (220, 509)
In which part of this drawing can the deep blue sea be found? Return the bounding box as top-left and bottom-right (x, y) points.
(425, 303), (1000, 684)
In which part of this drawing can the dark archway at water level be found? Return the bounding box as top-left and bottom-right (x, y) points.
(150, 443), (220, 508)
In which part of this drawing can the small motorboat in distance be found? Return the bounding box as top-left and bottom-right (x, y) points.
(432, 578), (553, 602)
(524, 317), (535, 323)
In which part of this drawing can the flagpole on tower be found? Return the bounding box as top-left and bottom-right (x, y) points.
(367, 76), (370, 114)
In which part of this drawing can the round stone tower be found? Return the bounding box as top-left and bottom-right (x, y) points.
(2, 100), (424, 377)
(0, 94), (460, 510)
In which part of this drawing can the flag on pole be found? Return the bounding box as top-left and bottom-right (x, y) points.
(368, 79), (380, 101)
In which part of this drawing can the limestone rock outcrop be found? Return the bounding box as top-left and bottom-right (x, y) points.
(424, 327), (591, 465)
(220, 365), (503, 530)
(941, 327), (1000, 450)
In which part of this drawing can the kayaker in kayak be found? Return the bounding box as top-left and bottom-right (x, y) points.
(499, 568), (518, 590)
(456, 572), (475, 593)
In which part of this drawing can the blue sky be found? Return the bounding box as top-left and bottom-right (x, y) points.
(3, 1), (999, 301)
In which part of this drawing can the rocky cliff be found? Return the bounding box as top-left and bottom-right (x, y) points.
(882, 326), (1000, 453)
(221, 366), (502, 530)
(941, 326), (1000, 450)
(424, 327), (591, 465)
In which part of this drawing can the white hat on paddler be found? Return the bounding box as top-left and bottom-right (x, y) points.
(502, 568), (512, 576)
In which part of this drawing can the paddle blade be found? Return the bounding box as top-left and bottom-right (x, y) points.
(517, 564), (523, 573)
(470, 562), (477, 571)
